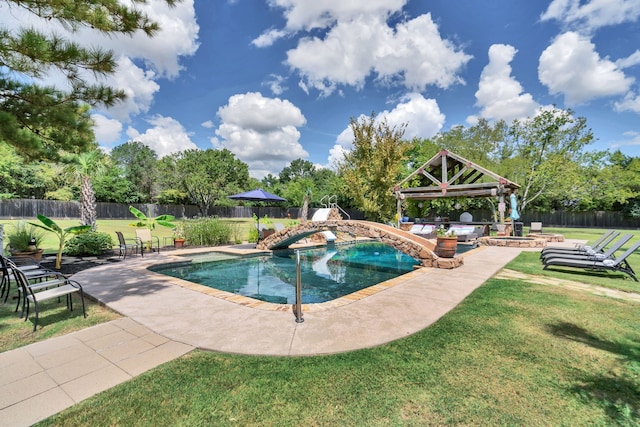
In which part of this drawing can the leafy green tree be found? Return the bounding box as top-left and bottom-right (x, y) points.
(93, 163), (144, 203)
(0, 0), (178, 160)
(279, 159), (316, 183)
(111, 141), (158, 202)
(0, 141), (54, 198)
(176, 149), (249, 216)
(504, 108), (594, 212)
(337, 113), (411, 222)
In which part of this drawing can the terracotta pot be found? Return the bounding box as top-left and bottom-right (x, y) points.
(10, 248), (44, 262)
(174, 238), (185, 248)
(435, 237), (457, 258)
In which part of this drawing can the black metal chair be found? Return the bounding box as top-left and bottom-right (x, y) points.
(116, 231), (141, 259)
(7, 259), (86, 331)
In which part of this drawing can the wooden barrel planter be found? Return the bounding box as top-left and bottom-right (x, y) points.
(435, 237), (458, 258)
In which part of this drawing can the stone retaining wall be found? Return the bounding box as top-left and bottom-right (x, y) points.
(478, 236), (546, 248)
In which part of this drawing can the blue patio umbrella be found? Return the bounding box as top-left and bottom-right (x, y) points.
(510, 193), (520, 221)
(229, 188), (286, 234)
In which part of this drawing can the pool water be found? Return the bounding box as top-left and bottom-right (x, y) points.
(151, 242), (420, 304)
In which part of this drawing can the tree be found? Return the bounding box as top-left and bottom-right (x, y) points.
(279, 159), (315, 183)
(176, 149), (249, 216)
(0, 0), (178, 160)
(111, 141), (158, 202)
(337, 113), (411, 222)
(65, 150), (106, 230)
(504, 108), (594, 212)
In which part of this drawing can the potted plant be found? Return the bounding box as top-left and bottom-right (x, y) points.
(5, 221), (45, 261)
(128, 206), (176, 250)
(435, 224), (457, 258)
(173, 223), (186, 248)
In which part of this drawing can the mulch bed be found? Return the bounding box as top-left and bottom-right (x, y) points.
(39, 252), (124, 276)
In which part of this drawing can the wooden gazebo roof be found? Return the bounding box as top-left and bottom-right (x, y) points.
(394, 149), (519, 200)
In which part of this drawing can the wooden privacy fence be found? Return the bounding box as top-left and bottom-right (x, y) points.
(0, 199), (637, 228)
(0, 199), (365, 221)
(443, 209), (640, 229)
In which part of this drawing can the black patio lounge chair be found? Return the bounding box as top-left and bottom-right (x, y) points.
(543, 240), (640, 282)
(7, 259), (86, 331)
(541, 234), (632, 264)
(0, 254), (56, 303)
(540, 230), (617, 258)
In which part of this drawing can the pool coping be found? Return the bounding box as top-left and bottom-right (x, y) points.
(140, 243), (484, 313)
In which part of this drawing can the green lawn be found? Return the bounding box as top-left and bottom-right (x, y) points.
(39, 262), (640, 426)
(2, 223), (639, 425)
(0, 218), (263, 254)
(31, 226), (640, 426)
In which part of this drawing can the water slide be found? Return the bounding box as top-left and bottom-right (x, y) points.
(312, 208), (337, 241)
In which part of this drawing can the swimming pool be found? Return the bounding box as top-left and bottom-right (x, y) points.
(151, 242), (420, 304)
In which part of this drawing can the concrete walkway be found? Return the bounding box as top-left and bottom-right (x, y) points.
(0, 245), (526, 425)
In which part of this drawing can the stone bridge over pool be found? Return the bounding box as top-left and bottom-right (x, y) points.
(256, 220), (463, 269)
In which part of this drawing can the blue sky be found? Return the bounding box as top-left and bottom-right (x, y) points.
(5, 0), (640, 178)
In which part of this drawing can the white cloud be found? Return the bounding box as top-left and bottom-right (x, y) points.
(91, 114), (123, 145)
(251, 28), (288, 48)
(471, 44), (541, 123)
(263, 74), (288, 95)
(616, 50), (640, 69)
(213, 92), (308, 179)
(104, 57), (161, 122)
(201, 120), (214, 129)
(610, 131), (640, 150)
(327, 93), (444, 167)
(259, 3), (471, 97)
(614, 92), (640, 113)
(541, 0), (640, 33)
(75, 0), (200, 79)
(126, 115), (197, 158)
(538, 32), (633, 105)
(266, 0), (408, 32)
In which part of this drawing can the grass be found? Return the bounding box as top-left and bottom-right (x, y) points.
(0, 296), (120, 352)
(39, 271), (640, 426)
(0, 218), (263, 254)
(509, 227), (640, 293)
(2, 223), (639, 424)
(31, 226), (640, 426)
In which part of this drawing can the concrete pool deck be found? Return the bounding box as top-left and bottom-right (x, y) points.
(72, 244), (527, 356)
(0, 243), (552, 425)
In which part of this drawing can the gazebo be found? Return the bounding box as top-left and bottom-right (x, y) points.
(393, 149), (520, 224)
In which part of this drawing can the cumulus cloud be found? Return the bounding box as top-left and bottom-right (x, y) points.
(212, 92), (308, 179)
(256, 2), (471, 97)
(469, 44), (541, 124)
(538, 32), (633, 105)
(104, 57), (161, 122)
(286, 13), (471, 96)
(265, 0), (407, 32)
(91, 114), (123, 145)
(541, 0), (640, 33)
(126, 115), (197, 158)
(327, 93), (445, 167)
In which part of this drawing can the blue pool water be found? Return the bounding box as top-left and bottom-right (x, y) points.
(151, 242), (420, 304)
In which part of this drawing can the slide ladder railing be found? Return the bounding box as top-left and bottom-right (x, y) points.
(320, 195), (350, 220)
